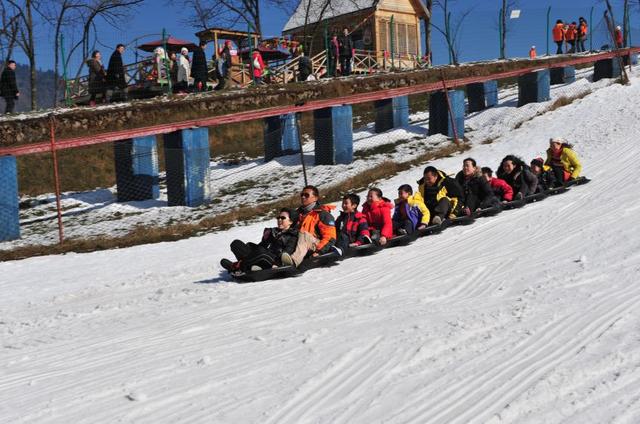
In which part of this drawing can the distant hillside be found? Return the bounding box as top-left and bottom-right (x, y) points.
(1, 63), (58, 112)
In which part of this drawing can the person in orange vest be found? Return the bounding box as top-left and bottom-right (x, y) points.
(614, 25), (624, 48)
(552, 20), (566, 54)
(529, 46), (537, 59)
(566, 22), (577, 53)
(577, 17), (588, 52)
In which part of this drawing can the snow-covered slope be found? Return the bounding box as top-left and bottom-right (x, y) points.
(2, 74), (640, 423)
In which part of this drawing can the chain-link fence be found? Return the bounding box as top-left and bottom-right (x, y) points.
(0, 48), (637, 259)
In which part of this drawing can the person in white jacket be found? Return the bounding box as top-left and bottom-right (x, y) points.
(177, 47), (191, 91)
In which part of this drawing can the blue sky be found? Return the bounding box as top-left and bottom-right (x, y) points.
(9, 0), (639, 73)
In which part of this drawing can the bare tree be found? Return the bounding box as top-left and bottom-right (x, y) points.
(6, 0), (39, 110)
(622, 0), (629, 46)
(432, 0), (473, 65)
(0, 6), (20, 63)
(499, 0), (517, 59)
(37, 0), (85, 104)
(424, 0), (433, 62)
(173, 0), (234, 30)
(175, 0), (264, 35)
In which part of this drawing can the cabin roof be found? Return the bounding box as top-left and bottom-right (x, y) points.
(283, 0), (378, 32)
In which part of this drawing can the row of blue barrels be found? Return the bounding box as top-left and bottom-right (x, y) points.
(0, 56), (634, 241)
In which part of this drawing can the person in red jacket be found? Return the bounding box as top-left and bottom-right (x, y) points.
(251, 48), (265, 85)
(552, 20), (566, 54)
(335, 193), (371, 251)
(361, 187), (393, 246)
(281, 185), (338, 267)
(614, 26), (624, 48)
(481, 167), (513, 202)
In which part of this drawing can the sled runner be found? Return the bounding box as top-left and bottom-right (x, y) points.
(474, 205), (502, 218)
(297, 250), (342, 272)
(448, 215), (476, 226)
(343, 243), (382, 258)
(385, 232), (418, 248)
(546, 186), (570, 195)
(525, 192), (547, 203)
(564, 176), (590, 187)
(502, 198), (526, 210)
(232, 265), (298, 283)
(417, 221), (448, 236)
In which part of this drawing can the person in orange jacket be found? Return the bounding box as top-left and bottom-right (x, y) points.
(577, 17), (588, 52)
(529, 46), (537, 59)
(552, 20), (566, 54)
(615, 25), (624, 48)
(281, 185), (338, 267)
(566, 22), (577, 53)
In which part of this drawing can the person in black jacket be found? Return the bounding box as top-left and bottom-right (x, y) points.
(0, 60), (19, 114)
(191, 41), (208, 92)
(417, 166), (463, 225)
(455, 158), (500, 215)
(298, 51), (312, 82)
(221, 208), (299, 272)
(339, 27), (354, 76)
(497, 155), (538, 199)
(86, 51), (107, 106)
(106, 44), (127, 100)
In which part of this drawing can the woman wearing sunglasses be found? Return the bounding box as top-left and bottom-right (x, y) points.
(221, 208), (299, 273)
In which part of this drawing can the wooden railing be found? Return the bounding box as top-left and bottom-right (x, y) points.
(66, 57), (158, 102)
(66, 49), (429, 101)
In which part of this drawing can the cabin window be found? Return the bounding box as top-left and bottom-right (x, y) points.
(378, 19), (418, 55)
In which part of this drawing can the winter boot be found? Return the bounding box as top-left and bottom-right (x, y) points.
(220, 258), (234, 272)
(431, 216), (443, 226)
(281, 252), (295, 267)
(230, 240), (252, 260)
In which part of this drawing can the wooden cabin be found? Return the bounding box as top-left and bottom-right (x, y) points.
(282, 0), (428, 69)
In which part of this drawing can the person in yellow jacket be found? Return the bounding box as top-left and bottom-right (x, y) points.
(414, 166), (463, 225)
(392, 184), (430, 235)
(544, 137), (582, 183)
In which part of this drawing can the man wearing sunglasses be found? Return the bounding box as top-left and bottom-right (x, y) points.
(281, 185), (339, 267)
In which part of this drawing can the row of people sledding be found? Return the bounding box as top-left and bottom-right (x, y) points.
(221, 138), (583, 278)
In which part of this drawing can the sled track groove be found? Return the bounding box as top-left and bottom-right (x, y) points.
(264, 337), (386, 424)
(394, 282), (640, 423)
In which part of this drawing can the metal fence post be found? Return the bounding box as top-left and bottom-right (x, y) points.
(546, 6), (551, 56)
(60, 34), (72, 107)
(589, 7), (594, 52)
(49, 116), (64, 244)
(440, 70), (460, 145)
(162, 28), (172, 95)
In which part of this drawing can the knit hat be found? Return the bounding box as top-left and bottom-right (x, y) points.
(181, 47), (189, 55)
(549, 137), (565, 144)
(530, 157), (544, 168)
